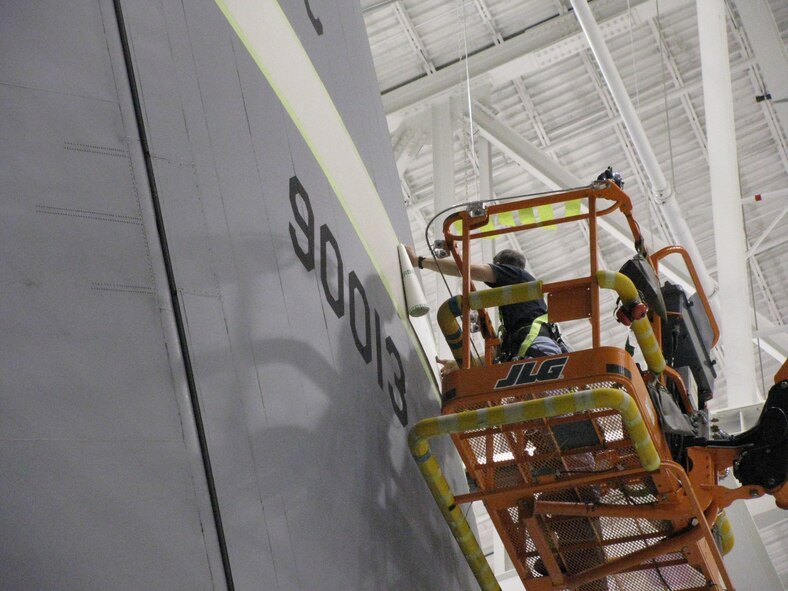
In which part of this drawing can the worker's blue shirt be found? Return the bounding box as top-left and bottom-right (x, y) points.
(484, 263), (547, 332)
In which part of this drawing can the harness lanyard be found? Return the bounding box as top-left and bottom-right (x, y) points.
(516, 314), (549, 358)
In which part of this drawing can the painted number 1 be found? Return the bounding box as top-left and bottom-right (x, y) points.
(305, 0), (323, 35)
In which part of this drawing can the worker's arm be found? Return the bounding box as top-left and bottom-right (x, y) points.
(405, 245), (496, 283)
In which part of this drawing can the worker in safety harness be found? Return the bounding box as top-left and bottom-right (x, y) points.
(406, 246), (567, 363)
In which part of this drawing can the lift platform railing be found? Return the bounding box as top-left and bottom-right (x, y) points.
(411, 183), (787, 590)
(438, 182), (644, 368)
(408, 387), (662, 591)
(436, 270), (665, 376)
(409, 386), (735, 590)
(649, 244), (720, 352)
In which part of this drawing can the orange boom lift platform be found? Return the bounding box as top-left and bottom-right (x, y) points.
(408, 181), (788, 591)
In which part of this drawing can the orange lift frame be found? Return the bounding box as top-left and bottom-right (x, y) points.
(409, 181), (788, 591)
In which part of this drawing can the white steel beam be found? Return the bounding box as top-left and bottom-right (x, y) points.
(698, 0), (759, 405)
(569, 0), (720, 320)
(746, 205), (788, 259)
(394, 125), (427, 175)
(747, 234), (788, 258)
(542, 58), (753, 155)
(719, 476), (786, 591)
(382, 0), (693, 117)
(731, 0), (788, 134)
(477, 138), (499, 314)
(469, 0), (551, 149)
(742, 188), (788, 204)
(393, 1), (435, 76)
(749, 257), (782, 326)
(648, 20), (709, 161)
(473, 104), (580, 189)
(472, 0), (504, 45)
(722, 1), (788, 180)
(432, 99), (455, 230)
(579, 52), (656, 221)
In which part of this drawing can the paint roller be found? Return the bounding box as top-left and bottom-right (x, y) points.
(397, 244), (429, 317)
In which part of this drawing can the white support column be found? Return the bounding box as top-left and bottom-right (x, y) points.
(478, 135), (494, 249)
(478, 136), (493, 204)
(478, 138), (498, 333)
(432, 100), (455, 226)
(569, 0), (720, 320)
(697, 0), (759, 405)
(720, 475), (786, 590)
(492, 527), (507, 575)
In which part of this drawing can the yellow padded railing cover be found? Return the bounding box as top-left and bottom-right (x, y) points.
(437, 281), (543, 364)
(596, 270), (666, 374)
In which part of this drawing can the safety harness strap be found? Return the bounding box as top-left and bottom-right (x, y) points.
(517, 314), (549, 358)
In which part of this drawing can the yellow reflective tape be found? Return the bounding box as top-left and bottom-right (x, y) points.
(415, 418), (442, 440)
(596, 270), (617, 289)
(498, 285), (514, 306)
(497, 211), (515, 227)
(717, 512), (735, 555)
(478, 217), (496, 235)
(566, 198), (582, 217)
(487, 405), (506, 425)
(457, 412), (482, 431)
(525, 398), (547, 421)
(615, 274), (638, 302)
(502, 404), (524, 423)
(552, 394), (578, 416)
(536, 204), (556, 230)
(518, 207), (536, 224)
(632, 319), (666, 373)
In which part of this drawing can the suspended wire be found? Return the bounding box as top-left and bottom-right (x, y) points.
(460, 0), (480, 204)
(422, 0), (489, 363)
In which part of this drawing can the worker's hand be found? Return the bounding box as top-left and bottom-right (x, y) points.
(436, 356), (458, 377)
(405, 244), (419, 267)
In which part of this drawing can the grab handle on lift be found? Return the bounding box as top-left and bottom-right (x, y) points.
(596, 270), (666, 375)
